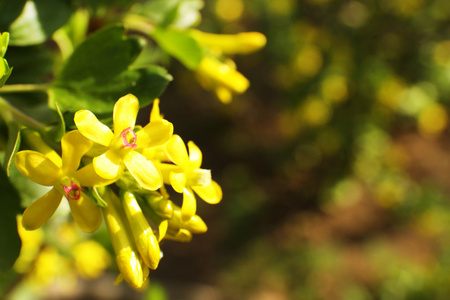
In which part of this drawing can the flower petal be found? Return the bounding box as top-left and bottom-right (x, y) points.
(93, 149), (124, 180)
(61, 130), (93, 175)
(150, 99), (162, 122)
(181, 187), (197, 222)
(22, 187), (62, 230)
(68, 192), (102, 233)
(123, 151), (162, 190)
(74, 164), (117, 187)
(136, 119), (173, 149)
(164, 134), (189, 168)
(192, 180), (223, 204)
(169, 172), (186, 194)
(15, 151), (61, 186)
(113, 94), (139, 135)
(74, 110), (114, 146)
(187, 141), (202, 169)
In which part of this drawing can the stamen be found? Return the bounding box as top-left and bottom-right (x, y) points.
(63, 182), (84, 200)
(119, 127), (138, 149)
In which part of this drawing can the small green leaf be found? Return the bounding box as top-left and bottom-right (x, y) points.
(7, 0), (72, 46)
(3, 123), (21, 176)
(51, 25), (172, 114)
(152, 27), (203, 69)
(0, 167), (21, 274)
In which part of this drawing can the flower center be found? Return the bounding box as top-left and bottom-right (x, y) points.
(119, 127), (137, 149)
(63, 182), (84, 200)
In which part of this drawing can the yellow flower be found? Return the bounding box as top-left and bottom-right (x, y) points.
(191, 30), (267, 55)
(121, 191), (161, 270)
(195, 56), (249, 104)
(74, 94), (173, 190)
(72, 240), (111, 279)
(101, 188), (149, 289)
(14, 130), (102, 232)
(159, 134), (222, 221)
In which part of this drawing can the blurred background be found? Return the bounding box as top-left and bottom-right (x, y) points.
(7, 0), (450, 299)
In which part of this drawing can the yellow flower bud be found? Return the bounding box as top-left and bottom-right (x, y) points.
(191, 30), (267, 55)
(121, 191), (161, 270)
(146, 194), (174, 219)
(102, 190), (147, 289)
(165, 228), (192, 243)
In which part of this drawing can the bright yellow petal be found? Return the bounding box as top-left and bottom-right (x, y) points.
(22, 187), (62, 230)
(123, 151), (162, 190)
(164, 134), (189, 168)
(136, 119), (173, 149)
(61, 130), (93, 175)
(158, 220), (168, 242)
(169, 172), (186, 194)
(187, 141), (202, 169)
(192, 180), (222, 204)
(74, 110), (114, 146)
(74, 164), (117, 187)
(150, 99), (162, 122)
(68, 192), (102, 233)
(93, 149), (124, 180)
(181, 188), (197, 222)
(113, 94), (139, 135)
(15, 151), (61, 186)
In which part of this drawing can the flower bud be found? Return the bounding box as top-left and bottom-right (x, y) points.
(102, 190), (147, 289)
(121, 191), (161, 270)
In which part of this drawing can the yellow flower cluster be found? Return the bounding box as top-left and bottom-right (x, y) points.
(191, 30), (266, 104)
(14, 94), (222, 288)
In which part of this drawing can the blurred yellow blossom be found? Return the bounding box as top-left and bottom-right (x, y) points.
(72, 240), (111, 279)
(195, 56), (249, 103)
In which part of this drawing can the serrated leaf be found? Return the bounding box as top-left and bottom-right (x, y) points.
(152, 27), (203, 69)
(51, 25), (172, 114)
(3, 123), (21, 176)
(7, 0), (72, 46)
(0, 167), (21, 274)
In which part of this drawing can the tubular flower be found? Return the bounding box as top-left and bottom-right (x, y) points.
(190, 30), (267, 55)
(195, 56), (249, 104)
(101, 189), (149, 289)
(159, 134), (222, 221)
(14, 130), (102, 232)
(74, 94), (173, 190)
(121, 191), (161, 270)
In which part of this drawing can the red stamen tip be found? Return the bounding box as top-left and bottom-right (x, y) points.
(120, 127), (137, 149)
(63, 182), (84, 200)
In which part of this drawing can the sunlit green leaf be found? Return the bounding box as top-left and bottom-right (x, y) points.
(7, 0), (72, 46)
(136, 0), (203, 29)
(51, 25), (172, 114)
(152, 27), (203, 69)
(0, 167), (21, 274)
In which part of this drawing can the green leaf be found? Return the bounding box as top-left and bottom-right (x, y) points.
(3, 123), (21, 176)
(0, 167), (21, 275)
(136, 0), (203, 29)
(7, 0), (72, 46)
(3, 45), (53, 84)
(152, 27), (203, 70)
(51, 25), (172, 114)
